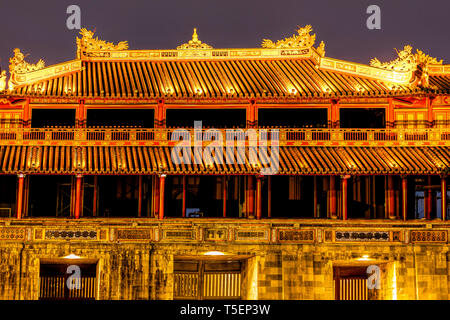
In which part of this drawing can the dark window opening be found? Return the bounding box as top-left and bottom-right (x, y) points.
(173, 259), (243, 300)
(28, 175), (72, 217)
(31, 109), (75, 128)
(165, 176), (240, 218)
(340, 108), (385, 128)
(87, 109), (154, 128)
(96, 176), (149, 217)
(270, 176), (315, 218)
(258, 108), (327, 128)
(166, 109), (246, 128)
(0, 175), (17, 217)
(39, 262), (97, 300)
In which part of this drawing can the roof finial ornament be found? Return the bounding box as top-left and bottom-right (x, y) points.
(370, 45), (443, 87)
(8, 48), (45, 91)
(0, 70), (6, 93)
(177, 28), (213, 50)
(262, 25), (318, 49)
(192, 28), (199, 42)
(76, 28), (128, 58)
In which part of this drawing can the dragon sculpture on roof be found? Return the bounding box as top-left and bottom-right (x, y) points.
(262, 25), (317, 49)
(371, 45), (443, 87)
(76, 28), (129, 53)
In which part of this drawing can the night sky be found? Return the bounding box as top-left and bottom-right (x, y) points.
(0, 0), (449, 71)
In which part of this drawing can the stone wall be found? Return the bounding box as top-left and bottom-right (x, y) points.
(0, 219), (449, 300)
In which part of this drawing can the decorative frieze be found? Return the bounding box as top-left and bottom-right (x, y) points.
(203, 228), (227, 242)
(410, 230), (447, 243)
(162, 229), (196, 241)
(334, 231), (390, 242)
(0, 228), (26, 241)
(277, 229), (314, 243)
(234, 229), (270, 242)
(44, 230), (98, 240)
(116, 229), (152, 241)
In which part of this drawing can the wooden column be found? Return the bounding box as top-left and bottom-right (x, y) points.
(247, 99), (257, 128)
(76, 99), (86, 128)
(402, 177), (408, 221)
(93, 176), (98, 217)
(155, 99), (165, 128)
(158, 175), (166, 220)
(16, 174), (25, 219)
(23, 99), (30, 128)
(267, 176), (272, 218)
(387, 98), (395, 128)
(330, 176), (337, 219)
(138, 175), (143, 217)
(441, 177), (447, 221)
(247, 175), (254, 217)
(387, 176), (396, 219)
(330, 99), (340, 128)
(426, 97), (433, 128)
(425, 176), (432, 220)
(153, 176), (160, 218)
(182, 176), (187, 218)
(222, 176), (227, 218)
(313, 176), (318, 218)
(341, 176), (348, 220)
(74, 174), (83, 219)
(256, 176), (262, 220)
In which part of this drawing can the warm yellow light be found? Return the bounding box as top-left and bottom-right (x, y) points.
(356, 254), (372, 261)
(203, 251), (225, 256)
(63, 254), (82, 259)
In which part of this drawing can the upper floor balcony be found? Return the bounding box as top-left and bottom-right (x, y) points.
(0, 127), (449, 147)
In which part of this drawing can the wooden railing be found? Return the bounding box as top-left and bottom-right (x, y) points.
(174, 273), (199, 299)
(173, 272), (241, 300)
(0, 127), (448, 144)
(39, 276), (96, 300)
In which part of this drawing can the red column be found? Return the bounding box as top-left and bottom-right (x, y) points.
(441, 177), (447, 221)
(74, 174), (83, 219)
(138, 175), (143, 217)
(93, 176), (98, 217)
(16, 174), (25, 219)
(155, 99), (165, 128)
(425, 176), (432, 220)
(158, 174), (166, 220)
(330, 99), (340, 128)
(76, 99), (85, 128)
(388, 176), (396, 219)
(247, 100), (256, 128)
(402, 177), (408, 221)
(182, 176), (186, 217)
(256, 176), (262, 220)
(387, 98), (395, 128)
(222, 176), (227, 218)
(23, 99), (30, 128)
(267, 176), (272, 218)
(153, 176), (160, 218)
(247, 175), (254, 217)
(341, 176), (348, 220)
(426, 97), (433, 128)
(330, 176), (337, 219)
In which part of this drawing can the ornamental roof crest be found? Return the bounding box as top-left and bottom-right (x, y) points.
(262, 25), (318, 49)
(370, 45), (443, 72)
(76, 28), (129, 54)
(177, 28), (213, 50)
(9, 48), (45, 74)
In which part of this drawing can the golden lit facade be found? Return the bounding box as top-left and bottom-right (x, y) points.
(0, 27), (450, 300)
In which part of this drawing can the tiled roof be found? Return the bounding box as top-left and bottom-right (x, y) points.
(0, 145), (448, 175)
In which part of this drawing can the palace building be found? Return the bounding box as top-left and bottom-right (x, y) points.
(0, 26), (449, 300)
